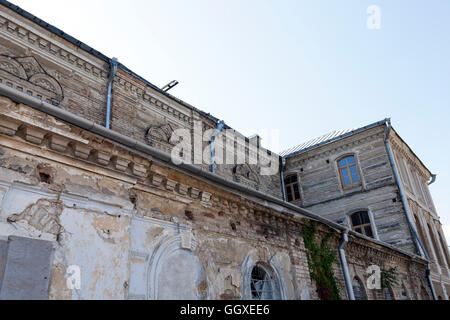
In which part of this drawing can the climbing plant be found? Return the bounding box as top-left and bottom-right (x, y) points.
(301, 221), (341, 300)
(381, 266), (399, 289)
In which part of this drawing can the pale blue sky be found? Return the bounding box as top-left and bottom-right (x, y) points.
(10, 0), (450, 242)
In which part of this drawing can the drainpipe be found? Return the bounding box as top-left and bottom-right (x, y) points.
(428, 174), (437, 185)
(210, 120), (225, 173)
(280, 156), (287, 201)
(105, 57), (118, 129)
(384, 118), (437, 300)
(339, 231), (355, 300)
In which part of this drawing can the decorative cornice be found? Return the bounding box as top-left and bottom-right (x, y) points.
(389, 134), (430, 180)
(0, 13), (193, 125)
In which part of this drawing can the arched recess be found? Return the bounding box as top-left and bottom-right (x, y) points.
(29, 73), (63, 99)
(241, 251), (287, 300)
(147, 233), (207, 300)
(0, 55), (27, 79)
(383, 286), (394, 300)
(352, 276), (367, 300)
(400, 283), (410, 300)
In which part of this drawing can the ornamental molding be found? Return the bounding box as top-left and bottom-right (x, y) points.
(388, 134), (430, 180)
(0, 54), (64, 104)
(0, 13), (192, 124)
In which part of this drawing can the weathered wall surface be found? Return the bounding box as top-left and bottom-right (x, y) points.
(0, 97), (430, 300)
(390, 131), (450, 299)
(0, 4), (282, 199)
(284, 126), (416, 253)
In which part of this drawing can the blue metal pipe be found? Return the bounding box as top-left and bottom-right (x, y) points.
(105, 57), (118, 129)
(211, 120), (225, 173)
(280, 156), (287, 201)
(384, 118), (437, 300)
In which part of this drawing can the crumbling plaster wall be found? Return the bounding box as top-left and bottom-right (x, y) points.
(0, 121), (303, 299)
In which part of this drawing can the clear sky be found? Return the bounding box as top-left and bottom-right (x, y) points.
(10, 0), (450, 243)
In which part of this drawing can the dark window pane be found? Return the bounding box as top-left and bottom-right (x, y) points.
(341, 168), (350, 185)
(351, 213), (361, 226)
(286, 187), (293, 202)
(350, 165), (359, 183)
(285, 176), (291, 184)
(355, 227), (362, 234)
(361, 212), (370, 224)
(291, 175), (298, 183)
(293, 183), (300, 196)
(364, 226), (373, 237)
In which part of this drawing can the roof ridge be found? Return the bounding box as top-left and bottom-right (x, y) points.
(280, 119), (388, 158)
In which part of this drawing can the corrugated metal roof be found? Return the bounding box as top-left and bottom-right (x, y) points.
(280, 119), (389, 158)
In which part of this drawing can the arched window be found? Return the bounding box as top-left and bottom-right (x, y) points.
(427, 223), (444, 266)
(250, 265), (275, 300)
(337, 155), (360, 187)
(284, 174), (300, 202)
(384, 287), (394, 300)
(420, 285), (430, 300)
(413, 213), (432, 257)
(352, 277), (367, 300)
(349, 211), (374, 237)
(438, 232), (450, 267)
(401, 286), (409, 300)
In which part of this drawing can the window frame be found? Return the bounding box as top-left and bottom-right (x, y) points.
(250, 265), (275, 300)
(348, 210), (374, 238)
(336, 154), (362, 189)
(284, 174), (300, 202)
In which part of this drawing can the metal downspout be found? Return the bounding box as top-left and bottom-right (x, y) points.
(384, 118), (437, 300)
(210, 120), (225, 173)
(105, 57), (118, 129)
(280, 156), (287, 202)
(339, 231), (355, 300)
(428, 174), (437, 185)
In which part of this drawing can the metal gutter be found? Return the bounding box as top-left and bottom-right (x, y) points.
(428, 174), (437, 185)
(105, 58), (118, 129)
(280, 156), (287, 202)
(0, 82), (345, 233)
(339, 232), (355, 300)
(384, 118), (437, 300)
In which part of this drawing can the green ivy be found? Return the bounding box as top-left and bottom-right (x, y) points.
(301, 221), (341, 300)
(381, 266), (399, 289)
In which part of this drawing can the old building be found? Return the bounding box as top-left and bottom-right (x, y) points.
(0, 0), (446, 300)
(281, 120), (450, 299)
